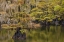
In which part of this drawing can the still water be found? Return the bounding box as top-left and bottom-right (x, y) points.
(0, 25), (64, 42)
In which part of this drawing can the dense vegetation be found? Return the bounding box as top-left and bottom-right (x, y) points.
(13, 0), (64, 28)
(0, 0), (64, 28)
(0, 0), (64, 42)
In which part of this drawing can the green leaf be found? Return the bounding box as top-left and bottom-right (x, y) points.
(54, 5), (61, 11)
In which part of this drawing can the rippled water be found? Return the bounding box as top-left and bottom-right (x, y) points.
(0, 25), (64, 42)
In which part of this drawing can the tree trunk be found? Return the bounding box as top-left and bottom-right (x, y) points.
(0, 22), (1, 30)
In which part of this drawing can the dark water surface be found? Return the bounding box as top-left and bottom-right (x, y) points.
(0, 25), (64, 42)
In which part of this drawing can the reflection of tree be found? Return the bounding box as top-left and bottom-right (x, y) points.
(12, 27), (26, 42)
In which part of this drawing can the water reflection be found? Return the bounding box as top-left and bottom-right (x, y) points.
(0, 26), (64, 42)
(12, 27), (26, 42)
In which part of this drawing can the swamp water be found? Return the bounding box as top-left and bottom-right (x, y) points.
(0, 25), (64, 42)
